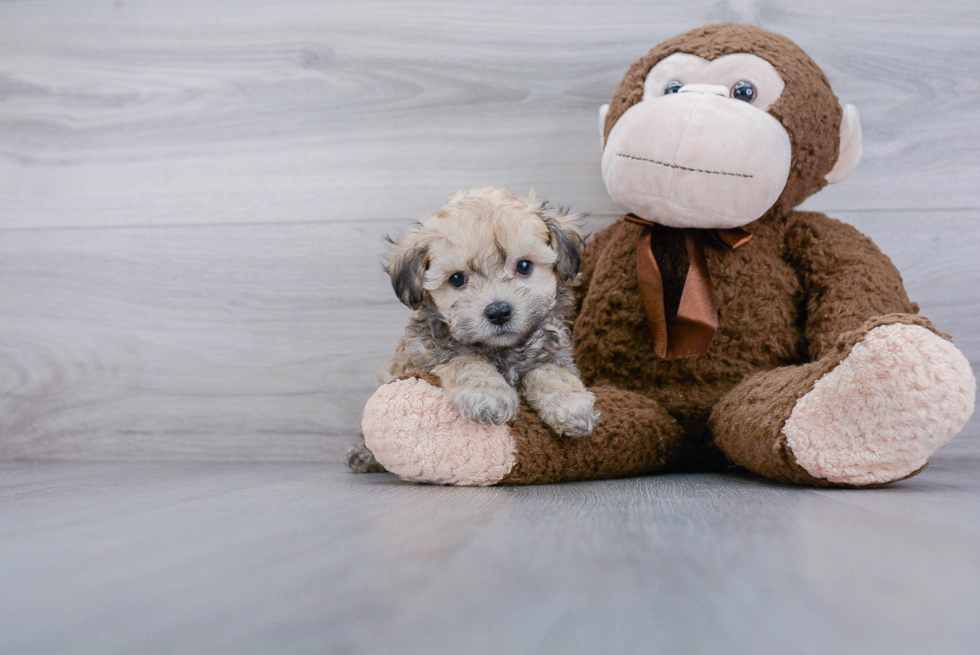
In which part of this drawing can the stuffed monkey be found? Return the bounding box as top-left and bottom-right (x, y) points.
(359, 23), (975, 487)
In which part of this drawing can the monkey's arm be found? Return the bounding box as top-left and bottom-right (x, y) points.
(572, 221), (618, 314)
(709, 211), (974, 486)
(783, 210), (919, 359)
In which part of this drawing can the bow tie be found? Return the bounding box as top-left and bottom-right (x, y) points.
(623, 214), (753, 360)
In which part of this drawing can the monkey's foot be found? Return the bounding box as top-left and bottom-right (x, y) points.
(361, 377), (518, 486)
(783, 323), (975, 485)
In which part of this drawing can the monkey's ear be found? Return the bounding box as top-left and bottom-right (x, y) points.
(825, 103), (863, 184)
(385, 227), (430, 310)
(599, 103), (610, 149)
(540, 210), (585, 282)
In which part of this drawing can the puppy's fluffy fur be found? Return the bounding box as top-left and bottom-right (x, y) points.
(347, 187), (599, 473)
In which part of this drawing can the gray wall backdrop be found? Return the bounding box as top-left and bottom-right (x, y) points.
(1, 0), (977, 461)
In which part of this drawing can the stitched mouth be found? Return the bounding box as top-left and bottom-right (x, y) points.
(617, 152), (752, 179)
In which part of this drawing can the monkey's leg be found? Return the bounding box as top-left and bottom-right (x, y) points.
(360, 375), (682, 486)
(710, 315), (975, 487)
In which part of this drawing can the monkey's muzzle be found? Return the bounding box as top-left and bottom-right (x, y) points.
(601, 91), (792, 229)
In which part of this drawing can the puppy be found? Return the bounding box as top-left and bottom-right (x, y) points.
(346, 187), (598, 473)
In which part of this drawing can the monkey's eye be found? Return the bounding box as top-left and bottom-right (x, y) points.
(731, 81), (757, 103)
(448, 272), (467, 288)
(516, 260), (533, 276)
(663, 80), (684, 95)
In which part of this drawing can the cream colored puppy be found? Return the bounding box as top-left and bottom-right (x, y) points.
(351, 188), (597, 475)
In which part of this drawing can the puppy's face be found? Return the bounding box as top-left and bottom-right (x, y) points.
(387, 187), (584, 349)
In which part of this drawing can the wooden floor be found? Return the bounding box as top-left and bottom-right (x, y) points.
(2, 1), (979, 652)
(2, 458), (979, 654)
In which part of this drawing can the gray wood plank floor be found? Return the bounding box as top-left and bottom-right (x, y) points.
(2, 460), (979, 654)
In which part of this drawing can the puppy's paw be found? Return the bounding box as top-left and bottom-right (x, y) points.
(451, 382), (520, 425)
(345, 443), (387, 473)
(538, 390), (600, 438)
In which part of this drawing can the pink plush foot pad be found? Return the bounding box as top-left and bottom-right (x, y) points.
(783, 324), (976, 485)
(361, 377), (518, 486)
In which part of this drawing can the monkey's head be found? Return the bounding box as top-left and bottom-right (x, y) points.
(600, 23), (862, 229)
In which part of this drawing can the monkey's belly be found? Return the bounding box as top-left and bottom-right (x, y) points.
(573, 221), (806, 403)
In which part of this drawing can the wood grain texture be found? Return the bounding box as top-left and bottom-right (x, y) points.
(1, 461), (978, 653)
(0, 0), (978, 460)
(1, 0), (979, 229)
(1, 210), (976, 460)
(0, 220), (404, 460)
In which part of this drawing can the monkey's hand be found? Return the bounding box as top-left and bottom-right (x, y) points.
(522, 364), (600, 438)
(433, 355), (519, 425)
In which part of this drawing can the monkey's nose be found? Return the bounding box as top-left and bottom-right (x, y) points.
(678, 83), (729, 97)
(484, 302), (512, 326)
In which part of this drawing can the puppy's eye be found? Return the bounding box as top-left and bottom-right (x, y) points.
(515, 260), (533, 276)
(731, 80), (757, 103)
(448, 272), (467, 288)
(664, 80), (684, 95)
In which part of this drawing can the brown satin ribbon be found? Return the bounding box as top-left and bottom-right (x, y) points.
(624, 214), (752, 360)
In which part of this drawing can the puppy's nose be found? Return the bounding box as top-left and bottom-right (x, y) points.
(484, 301), (512, 326)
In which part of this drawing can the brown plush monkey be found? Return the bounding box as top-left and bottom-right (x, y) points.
(360, 24), (975, 487)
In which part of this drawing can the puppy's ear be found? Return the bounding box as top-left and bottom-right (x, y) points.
(536, 204), (585, 282)
(385, 225), (430, 309)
